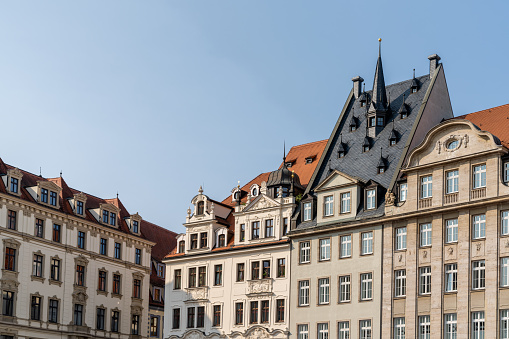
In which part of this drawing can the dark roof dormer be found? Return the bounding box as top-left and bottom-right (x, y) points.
(359, 84), (367, 107)
(349, 115), (358, 131)
(410, 69), (419, 93)
(399, 94), (409, 118)
(362, 135), (372, 152)
(389, 121), (398, 146)
(377, 148), (387, 174)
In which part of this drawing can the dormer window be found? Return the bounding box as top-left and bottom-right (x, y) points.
(377, 117), (384, 126)
(390, 138), (397, 146)
(41, 188), (48, 203)
(350, 125), (356, 132)
(218, 234), (226, 247)
(378, 167), (385, 174)
(197, 201), (204, 215)
(77, 201), (84, 215)
(369, 117), (376, 127)
(363, 145), (370, 152)
(305, 157), (314, 164)
(251, 186), (259, 197)
(360, 101), (365, 107)
(109, 213), (116, 226)
(50, 191), (58, 206)
(401, 112), (408, 119)
(303, 202), (312, 221)
(102, 210), (109, 223)
(366, 189), (376, 210)
(132, 220), (139, 233)
(10, 178), (18, 194)
(338, 151), (345, 158)
(178, 240), (185, 253)
(411, 87), (417, 94)
(285, 161), (294, 168)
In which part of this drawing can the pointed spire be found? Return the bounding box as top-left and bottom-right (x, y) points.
(399, 94), (409, 117)
(369, 38), (388, 113)
(283, 141), (286, 164)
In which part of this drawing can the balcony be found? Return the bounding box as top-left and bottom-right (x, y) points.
(444, 193), (458, 204)
(184, 287), (208, 301)
(418, 198), (432, 209)
(247, 279), (273, 295)
(471, 187), (486, 200)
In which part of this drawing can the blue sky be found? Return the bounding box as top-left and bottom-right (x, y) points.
(0, 1), (507, 233)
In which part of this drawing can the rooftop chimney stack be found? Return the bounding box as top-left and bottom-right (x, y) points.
(352, 76), (364, 99)
(428, 54), (441, 79)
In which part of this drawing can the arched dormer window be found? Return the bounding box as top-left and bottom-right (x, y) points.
(218, 234), (226, 248)
(178, 240), (185, 253)
(250, 185), (259, 197)
(197, 201), (204, 215)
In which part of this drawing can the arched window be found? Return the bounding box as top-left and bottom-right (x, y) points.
(251, 187), (258, 197)
(234, 191), (240, 200)
(178, 240), (185, 253)
(197, 201), (204, 215)
(218, 234), (226, 248)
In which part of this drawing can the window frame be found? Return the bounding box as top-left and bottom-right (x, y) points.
(361, 231), (373, 255)
(340, 192), (351, 214)
(319, 238), (331, 261)
(419, 223), (432, 247)
(472, 163), (487, 189)
(323, 195), (334, 217)
(420, 175), (433, 199)
(340, 234), (352, 258)
(445, 218), (458, 243)
(445, 263), (458, 292)
(445, 169), (459, 194)
(299, 241), (311, 264)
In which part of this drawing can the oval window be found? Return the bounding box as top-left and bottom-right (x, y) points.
(447, 140), (459, 150)
(252, 188), (258, 196)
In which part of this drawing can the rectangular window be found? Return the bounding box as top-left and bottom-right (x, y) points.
(252, 221), (260, 239)
(339, 275), (351, 302)
(445, 263), (458, 292)
(74, 304), (83, 326)
(503, 211), (509, 235)
(96, 308), (105, 330)
(135, 248), (142, 265)
(235, 303), (243, 325)
(32, 254), (43, 277)
(394, 317), (405, 339)
(41, 188), (48, 203)
(419, 315), (430, 339)
(198, 267), (206, 287)
(361, 232), (373, 255)
(276, 299), (284, 322)
(52, 224), (61, 242)
(262, 260), (270, 279)
(394, 270), (406, 297)
(260, 300), (269, 323)
(200, 232), (208, 248)
(472, 311), (485, 339)
(337, 235), (351, 261)
(187, 307), (195, 328)
(50, 191), (57, 206)
(214, 264), (222, 286)
(277, 258), (286, 278)
(51, 258), (61, 281)
(250, 301), (258, 324)
(102, 210), (109, 223)
(153, 287), (162, 302)
(77, 231), (86, 249)
(132, 220), (139, 233)
(111, 310), (120, 332)
(172, 308), (180, 329)
(265, 219), (274, 237)
(77, 200), (84, 215)
(236, 263), (245, 282)
(150, 316), (159, 336)
(444, 313), (457, 339)
(360, 273), (372, 300)
(396, 227), (407, 250)
(300, 241), (310, 263)
(420, 223), (432, 247)
(109, 212), (116, 226)
(317, 323), (329, 339)
(340, 192), (351, 213)
(2, 291), (13, 316)
(240, 224), (245, 241)
(76, 265), (85, 286)
(505, 162), (509, 182)
(446, 219), (458, 243)
(114, 242), (121, 259)
(400, 183), (408, 202)
(446, 170), (459, 194)
(173, 269), (182, 289)
(31, 296), (41, 320)
(319, 238), (330, 261)
(298, 324), (309, 339)
(213, 305), (221, 326)
(113, 274), (121, 294)
(7, 210), (16, 230)
(472, 260), (485, 290)
(303, 202), (312, 221)
(366, 189), (376, 209)
(133, 279), (141, 298)
(324, 195), (334, 216)
(299, 280), (310, 306)
(318, 278), (330, 304)
(197, 307), (205, 327)
(100, 238), (107, 255)
(35, 218), (44, 238)
(420, 175), (432, 198)
(473, 214), (486, 239)
(503, 258), (509, 287)
(131, 314), (140, 335)
(4, 248), (16, 271)
(49, 299), (59, 323)
(10, 178), (18, 193)
(473, 164), (487, 189)
(251, 261), (260, 280)
(419, 266), (431, 295)
(360, 320), (372, 339)
(98, 271), (107, 291)
(501, 310), (509, 339)
(190, 234), (198, 249)
(338, 321), (350, 339)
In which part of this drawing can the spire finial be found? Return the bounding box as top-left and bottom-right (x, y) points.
(362, 83), (365, 93)
(39, 167), (42, 177)
(340, 133), (342, 143)
(378, 38), (382, 55)
(283, 141), (286, 163)
(413, 68), (416, 79)
(380, 146), (383, 158)
(116, 191), (119, 199)
(403, 93), (406, 103)
(60, 170), (62, 178)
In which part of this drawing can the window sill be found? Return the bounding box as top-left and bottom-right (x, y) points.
(444, 291), (457, 295)
(298, 261), (311, 265)
(359, 298), (373, 302)
(360, 252), (374, 256)
(394, 249), (407, 253)
(31, 275), (45, 283)
(338, 300), (351, 304)
(339, 256), (352, 260)
(393, 296), (406, 299)
(317, 303), (330, 306)
(111, 293), (123, 299)
(97, 290), (108, 296)
(297, 304), (310, 308)
(318, 259), (331, 263)
(49, 279), (62, 287)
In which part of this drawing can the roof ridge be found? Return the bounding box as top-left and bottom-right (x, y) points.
(363, 74), (429, 94)
(288, 139), (328, 148)
(455, 103), (509, 119)
(142, 219), (179, 236)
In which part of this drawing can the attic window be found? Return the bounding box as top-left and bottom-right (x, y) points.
(377, 117), (384, 126)
(338, 151), (345, 158)
(77, 201), (84, 215)
(411, 87), (417, 94)
(178, 240), (185, 253)
(285, 162), (294, 168)
(10, 178), (19, 194)
(305, 157), (314, 164)
(218, 234), (226, 247)
(197, 201), (204, 215)
(132, 220), (139, 233)
(360, 101), (365, 107)
(251, 186), (259, 197)
(363, 145), (370, 153)
(350, 125), (356, 132)
(377, 167), (385, 174)
(366, 189), (376, 210)
(390, 139), (397, 146)
(369, 117), (376, 127)
(401, 112), (408, 119)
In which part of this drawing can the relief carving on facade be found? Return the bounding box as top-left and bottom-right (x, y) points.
(185, 287), (208, 300)
(247, 328), (270, 339)
(248, 279), (272, 295)
(72, 288), (88, 303)
(385, 190), (395, 206)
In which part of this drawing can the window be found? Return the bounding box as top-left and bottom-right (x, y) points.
(197, 201), (204, 215)
(250, 301), (258, 324)
(102, 210), (108, 223)
(339, 275), (351, 302)
(366, 189), (376, 209)
(377, 116), (384, 126)
(100, 238), (108, 255)
(446, 219), (458, 243)
(49, 299), (59, 323)
(318, 278), (330, 304)
(4, 248), (16, 271)
(340, 235), (351, 258)
(319, 238), (330, 261)
(214, 264), (222, 285)
(218, 234), (226, 247)
(114, 242), (121, 259)
(188, 267), (196, 287)
(77, 231), (86, 249)
(35, 218), (44, 238)
(76, 265), (85, 286)
(31, 296), (41, 320)
(338, 321), (350, 339)
(10, 178), (18, 193)
(473, 164), (486, 189)
(360, 320), (372, 339)
(133, 279), (141, 298)
(505, 162), (509, 183)
(420, 223), (432, 247)
(52, 223), (61, 242)
(501, 310), (509, 339)
(363, 145), (370, 152)
(298, 324), (309, 339)
(131, 314), (140, 335)
(420, 175), (432, 199)
(360, 273), (372, 300)
(7, 210), (16, 230)
(172, 308), (180, 329)
(178, 240), (185, 253)
(262, 260), (270, 279)
(265, 219), (274, 237)
(300, 241), (310, 263)
(113, 274), (121, 294)
(394, 270), (406, 297)
(32, 254), (43, 277)
(154, 288), (162, 303)
(473, 214), (486, 239)
(109, 212), (116, 226)
(157, 263), (164, 278)
(135, 248), (142, 265)
(51, 258), (61, 281)
(2, 291), (13, 316)
(369, 117), (376, 127)
(41, 188), (48, 203)
(445, 263), (458, 292)
(340, 192), (350, 213)
(400, 183), (407, 202)
(197, 306), (205, 327)
(50, 191), (57, 206)
(77, 201), (84, 215)
(235, 303), (243, 325)
(252, 221), (260, 239)
(419, 267), (431, 295)
(418, 315), (430, 339)
(96, 308), (105, 330)
(240, 224), (245, 242)
(472, 260), (485, 290)
(472, 311), (485, 339)
(150, 316), (159, 336)
(324, 195), (334, 216)
(361, 232), (373, 255)
(276, 299), (284, 322)
(277, 258), (286, 278)
(503, 211), (509, 235)
(394, 317), (405, 339)
(318, 323), (329, 339)
(190, 234), (198, 249)
(503, 258), (509, 287)
(251, 261), (260, 280)
(200, 232), (208, 248)
(260, 300), (269, 323)
(98, 271), (107, 291)
(396, 227), (407, 250)
(173, 269), (182, 290)
(236, 263), (245, 282)
(444, 313), (457, 339)
(213, 305), (221, 326)
(446, 170), (459, 194)
(132, 220), (139, 233)
(299, 280), (310, 306)
(111, 310), (120, 332)
(74, 304), (83, 326)
(303, 202), (312, 221)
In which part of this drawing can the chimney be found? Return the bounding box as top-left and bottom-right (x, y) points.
(428, 54), (441, 79)
(352, 76), (364, 99)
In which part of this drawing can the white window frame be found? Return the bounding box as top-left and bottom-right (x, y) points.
(317, 323), (329, 339)
(473, 164), (486, 189)
(394, 270), (406, 297)
(340, 235), (351, 258)
(360, 273), (372, 300)
(472, 311), (485, 339)
(420, 175), (432, 199)
(303, 202), (312, 221)
(502, 258), (509, 287)
(446, 219), (458, 243)
(501, 309), (509, 339)
(339, 275), (350, 302)
(445, 263), (457, 292)
(419, 266), (431, 295)
(420, 223), (432, 247)
(318, 278), (330, 305)
(319, 239), (330, 261)
(419, 315), (430, 339)
(300, 241), (310, 264)
(505, 162), (509, 183)
(324, 196), (334, 216)
(472, 260), (485, 290)
(394, 317), (405, 339)
(340, 192), (351, 213)
(473, 214), (486, 239)
(298, 324), (309, 339)
(444, 313), (457, 339)
(360, 320), (372, 339)
(366, 189), (376, 210)
(361, 232), (373, 255)
(445, 170), (459, 194)
(396, 227), (407, 250)
(503, 211), (509, 235)
(298, 281), (310, 306)
(400, 183), (407, 202)
(338, 321), (349, 339)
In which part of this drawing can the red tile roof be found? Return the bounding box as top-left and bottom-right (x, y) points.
(141, 220), (178, 262)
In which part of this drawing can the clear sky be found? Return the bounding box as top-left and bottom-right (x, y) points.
(0, 1), (507, 233)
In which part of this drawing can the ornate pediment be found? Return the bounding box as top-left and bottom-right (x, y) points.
(72, 288), (88, 303)
(314, 170), (359, 192)
(244, 195), (279, 212)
